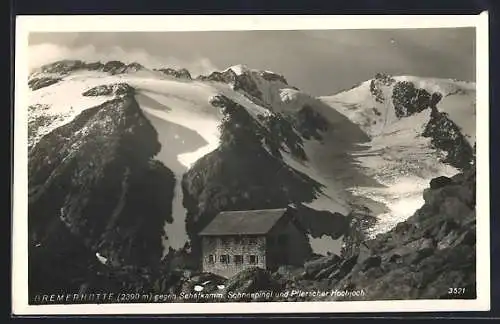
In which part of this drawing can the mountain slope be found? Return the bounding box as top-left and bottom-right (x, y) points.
(28, 91), (176, 267)
(27, 61), (476, 263)
(319, 73), (475, 236)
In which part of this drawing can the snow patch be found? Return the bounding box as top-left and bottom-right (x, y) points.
(226, 64), (249, 75)
(95, 252), (108, 264)
(307, 234), (343, 256)
(28, 74), (124, 147)
(141, 106), (220, 168)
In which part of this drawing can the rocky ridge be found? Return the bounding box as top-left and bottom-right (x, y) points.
(28, 85), (177, 299)
(216, 167), (477, 301)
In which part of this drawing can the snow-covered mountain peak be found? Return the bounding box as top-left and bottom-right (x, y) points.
(320, 73), (476, 143)
(317, 72), (475, 236)
(225, 64), (250, 75)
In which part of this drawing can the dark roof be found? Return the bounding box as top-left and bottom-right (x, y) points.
(198, 208), (289, 236)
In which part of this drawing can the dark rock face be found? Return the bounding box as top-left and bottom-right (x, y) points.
(257, 113), (307, 160)
(369, 73), (395, 103)
(126, 62), (145, 73)
(40, 60), (85, 74)
(392, 81), (433, 118)
(210, 95), (307, 161)
(430, 176), (453, 189)
(374, 72), (396, 85)
(233, 72), (263, 100)
(324, 167), (475, 300)
(304, 254), (342, 279)
(389, 80), (473, 170)
(182, 95), (326, 259)
(287, 105), (329, 141)
(85, 61), (105, 71)
(198, 69), (263, 100)
(28, 77), (62, 90)
(102, 60), (127, 74)
(423, 112), (474, 170)
(369, 79), (384, 103)
(361, 255), (381, 272)
(82, 83), (135, 97)
(28, 94), (177, 301)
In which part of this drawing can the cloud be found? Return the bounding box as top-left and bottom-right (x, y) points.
(28, 43), (220, 76)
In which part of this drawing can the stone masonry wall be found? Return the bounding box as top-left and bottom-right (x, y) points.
(201, 235), (266, 278)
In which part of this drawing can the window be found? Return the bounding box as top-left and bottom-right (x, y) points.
(248, 237), (258, 244)
(221, 237), (230, 245)
(208, 254), (215, 264)
(220, 254), (231, 264)
(234, 236), (242, 244)
(234, 255), (244, 264)
(248, 255), (258, 264)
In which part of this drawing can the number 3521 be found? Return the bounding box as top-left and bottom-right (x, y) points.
(448, 288), (466, 294)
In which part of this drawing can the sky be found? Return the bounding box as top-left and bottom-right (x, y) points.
(28, 28), (475, 96)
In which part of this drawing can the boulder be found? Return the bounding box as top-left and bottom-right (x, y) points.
(222, 267), (279, 298)
(304, 254), (341, 278)
(430, 176), (452, 189)
(328, 254), (359, 280)
(361, 256), (382, 272)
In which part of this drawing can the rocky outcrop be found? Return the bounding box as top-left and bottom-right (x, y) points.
(286, 105), (329, 141)
(39, 60), (86, 74)
(102, 60), (127, 74)
(369, 73), (395, 103)
(82, 83), (135, 97)
(392, 81), (433, 118)
(389, 80), (474, 170)
(155, 67), (192, 80)
(259, 71), (288, 85)
(257, 112), (307, 160)
(220, 267), (281, 301)
(85, 61), (105, 71)
(374, 72), (396, 86)
(198, 68), (263, 100)
(283, 167), (477, 301)
(303, 254), (342, 279)
(423, 111), (474, 170)
(369, 79), (385, 103)
(36, 59), (144, 76)
(28, 76), (62, 90)
(126, 62), (145, 73)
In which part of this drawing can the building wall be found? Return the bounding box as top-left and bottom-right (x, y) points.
(266, 218), (312, 270)
(201, 235), (266, 278)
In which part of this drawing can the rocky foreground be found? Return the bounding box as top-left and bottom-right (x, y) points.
(179, 167), (476, 302)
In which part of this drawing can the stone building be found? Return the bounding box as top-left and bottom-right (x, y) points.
(198, 207), (311, 278)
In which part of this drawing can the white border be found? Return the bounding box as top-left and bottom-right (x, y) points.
(13, 13), (490, 315)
